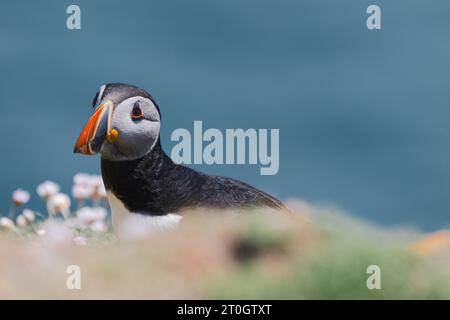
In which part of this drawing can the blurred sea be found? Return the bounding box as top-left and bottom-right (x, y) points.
(1, 0), (450, 230)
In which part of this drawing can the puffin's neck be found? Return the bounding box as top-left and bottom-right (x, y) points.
(101, 141), (199, 214)
(101, 141), (173, 192)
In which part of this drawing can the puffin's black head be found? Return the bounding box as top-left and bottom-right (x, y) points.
(74, 83), (161, 161)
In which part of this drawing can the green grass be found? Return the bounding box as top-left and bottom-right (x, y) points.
(206, 207), (450, 299)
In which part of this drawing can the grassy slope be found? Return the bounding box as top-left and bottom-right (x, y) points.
(0, 202), (449, 299)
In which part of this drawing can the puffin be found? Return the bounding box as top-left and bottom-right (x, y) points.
(74, 83), (283, 230)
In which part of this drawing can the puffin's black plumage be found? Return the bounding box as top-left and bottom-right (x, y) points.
(102, 140), (284, 215)
(101, 83), (160, 114)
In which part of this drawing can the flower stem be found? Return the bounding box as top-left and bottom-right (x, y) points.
(8, 204), (16, 219)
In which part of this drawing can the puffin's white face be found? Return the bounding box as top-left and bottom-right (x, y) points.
(74, 84), (161, 161)
(101, 96), (160, 161)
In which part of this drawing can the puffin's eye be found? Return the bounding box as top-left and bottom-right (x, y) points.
(131, 102), (144, 120)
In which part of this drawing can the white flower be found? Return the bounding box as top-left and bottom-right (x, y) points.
(47, 193), (71, 218)
(36, 229), (46, 236)
(90, 220), (107, 232)
(77, 207), (107, 226)
(37, 181), (60, 200)
(90, 175), (107, 200)
(16, 215), (27, 227)
(72, 184), (92, 201)
(0, 217), (18, 232)
(73, 173), (107, 201)
(22, 209), (36, 223)
(73, 173), (92, 186)
(96, 183), (107, 199)
(73, 236), (87, 246)
(39, 221), (72, 245)
(12, 189), (30, 206)
(92, 207), (107, 220)
(89, 175), (103, 186)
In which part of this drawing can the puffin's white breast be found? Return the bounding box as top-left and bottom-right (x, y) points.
(107, 191), (182, 236)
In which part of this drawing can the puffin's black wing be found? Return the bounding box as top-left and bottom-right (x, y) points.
(101, 144), (284, 214)
(197, 174), (284, 209)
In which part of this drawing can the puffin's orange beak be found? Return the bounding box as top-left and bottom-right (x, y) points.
(74, 102), (110, 155)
